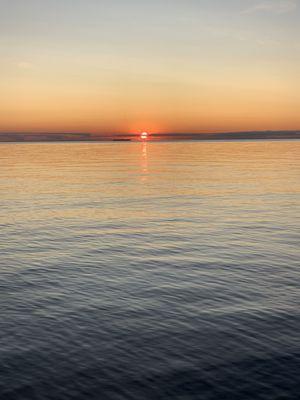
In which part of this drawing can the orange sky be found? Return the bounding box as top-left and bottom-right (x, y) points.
(0, 0), (299, 134)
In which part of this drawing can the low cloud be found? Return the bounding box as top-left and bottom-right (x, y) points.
(242, 0), (297, 14)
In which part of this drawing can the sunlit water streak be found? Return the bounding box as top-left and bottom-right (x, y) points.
(0, 141), (299, 400)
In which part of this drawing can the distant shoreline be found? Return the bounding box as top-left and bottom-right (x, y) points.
(0, 131), (299, 143)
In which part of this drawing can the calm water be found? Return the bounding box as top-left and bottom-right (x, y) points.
(0, 141), (299, 400)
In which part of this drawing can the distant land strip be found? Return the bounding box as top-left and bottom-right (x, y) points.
(0, 131), (299, 142)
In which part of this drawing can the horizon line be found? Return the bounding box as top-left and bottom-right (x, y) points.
(1, 129), (300, 136)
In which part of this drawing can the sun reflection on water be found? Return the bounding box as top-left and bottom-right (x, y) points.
(141, 142), (148, 182)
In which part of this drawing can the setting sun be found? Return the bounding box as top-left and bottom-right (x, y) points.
(141, 132), (148, 140)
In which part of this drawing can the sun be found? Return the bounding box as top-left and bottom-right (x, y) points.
(141, 132), (148, 140)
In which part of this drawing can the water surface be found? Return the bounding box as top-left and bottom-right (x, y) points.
(1, 141), (299, 399)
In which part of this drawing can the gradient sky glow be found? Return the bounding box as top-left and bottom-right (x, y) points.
(1, 0), (299, 134)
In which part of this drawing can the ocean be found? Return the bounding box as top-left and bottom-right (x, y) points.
(0, 140), (299, 400)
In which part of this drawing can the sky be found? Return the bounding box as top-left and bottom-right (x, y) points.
(0, 0), (299, 134)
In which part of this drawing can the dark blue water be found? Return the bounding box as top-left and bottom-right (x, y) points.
(1, 141), (299, 399)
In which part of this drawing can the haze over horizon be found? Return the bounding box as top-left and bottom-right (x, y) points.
(1, 0), (299, 135)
